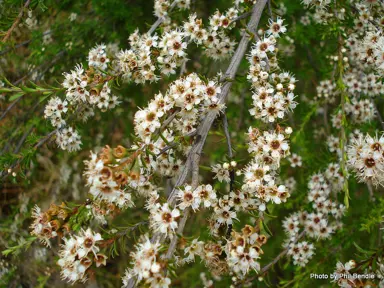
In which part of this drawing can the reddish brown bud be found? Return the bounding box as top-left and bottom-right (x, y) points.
(113, 145), (127, 159)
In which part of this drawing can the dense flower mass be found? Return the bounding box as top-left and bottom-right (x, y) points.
(57, 228), (107, 284)
(2, 0), (380, 287)
(122, 235), (168, 287)
(226, 226), (267, 276)
(133, 73), (223, 144)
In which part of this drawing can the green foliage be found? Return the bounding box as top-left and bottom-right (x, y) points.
(360, 198), (384, 233)
(2, 237), (37, 258)
(67, 204), (92, 232)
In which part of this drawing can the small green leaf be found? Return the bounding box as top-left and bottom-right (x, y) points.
(9, 92), (25, 102)
(261, 220), (273, 237)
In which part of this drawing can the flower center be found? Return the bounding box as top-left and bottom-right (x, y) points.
(162, 212), (172, 223)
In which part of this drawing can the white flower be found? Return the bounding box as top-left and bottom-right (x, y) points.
(184, 238), (204, 263)
(214, 205), (237, 226)
(211, 164), (230, 183)
(151, 203), (180, 235)
(76, 228), (102, 258)
(195, 184), (217, 208)
(267, 17), (287, 37)
(177, 185), (201, 211)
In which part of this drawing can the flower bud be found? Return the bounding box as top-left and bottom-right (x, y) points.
(113, 145), (127, 158)
(49, 220), (61, 231)
(114, 171), (128, 185)
(100, 145), (113, 164)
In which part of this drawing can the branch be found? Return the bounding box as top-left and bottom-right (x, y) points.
(373, 101), (384, 131)
(0, 50), (66, 121)
(0, 30), (52, 56)
(222, 112), (235, 238)
(237, 231), (306, 287)
(148, 1), (178, 35)
(268, 0), (273, 20)
(260, 231), (305, 274)
(1, 128), (57, 180)
(156, 130), (197, 158)
(2, 0), (32, 43)
(14, 125), (34, 154)
(228, 11), (252, 26)
(222, 113), (233, 159)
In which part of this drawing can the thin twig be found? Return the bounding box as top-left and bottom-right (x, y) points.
(236, 88), (247, 130)
(237, 231), (306, 287)
(0, 50), (65, 121)
(367, 181), (374, 201)
(148, 1), (178, 35)
(2, 0), (32, 43)
(1, 129), (57, 179)
(158, 109), (180, 132)
(156, 130), (197, 157)
(228, 11), (252, 26)
(222, 112), (235, 238)
(14, 125), (34, 154)
(179, 60), (187, 75)
(373, 102), (384, 131)
(268, 0), (273, 20)
(222, 113), (233, 159)
(0, 30), (53, 56)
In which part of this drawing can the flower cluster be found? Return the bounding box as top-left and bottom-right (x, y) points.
(43, 1), (246, 151)
(30, 202), (85, 246)
(57, 228), (107, 284)
(176, 184), (217, 211)
(55, 127), (82, 152)
(332, 99), (376, 129)
(30, 205), (59, 246)
(181, 225), (268, 279)
(154, 0), (190, 18)
(286, 241), (315, 267)
(44, 97), (68, 127)
(345, 97), (376, 124)
(347, 132), (384, 187)
(282, 164), (346, 267)
(83, 146), (135, 214)
(122, 235), (170, 287)
(233, 127), (292, 214)
(226, 225), (267, 277)
(302, 0), (331, 8)
(247, 32), (297, 123)
(88, 44), (110, 70)
(43, 58), (119, 151)
(134, 73), (223, 144)
(346, 2), (384, 73)
(316, 79), (338, 103)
